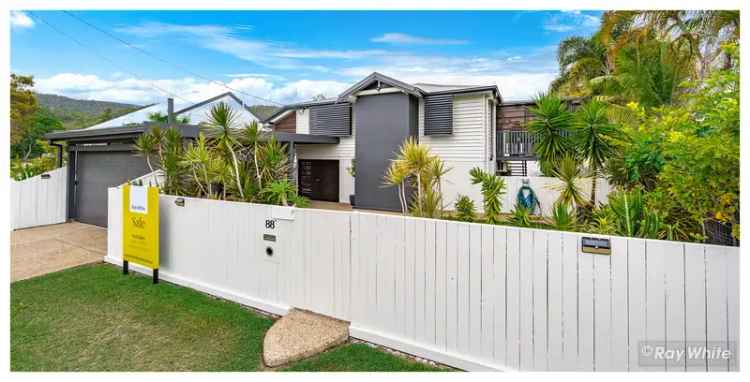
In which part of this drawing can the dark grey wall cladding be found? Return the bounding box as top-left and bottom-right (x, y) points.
(309, 103), (352, 136)
(423, 94), (453, 135)
(354, 93), (418, 211)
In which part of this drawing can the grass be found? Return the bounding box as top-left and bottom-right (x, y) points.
(11, 264), (445, 372)
(282, 343), (449, 372)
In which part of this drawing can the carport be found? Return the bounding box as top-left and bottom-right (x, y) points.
(45, 123), (199, 227)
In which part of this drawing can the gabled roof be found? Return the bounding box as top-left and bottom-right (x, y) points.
(337, 72), (423, 101)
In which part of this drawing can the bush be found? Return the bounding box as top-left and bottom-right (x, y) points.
(454, 195), (476, 222)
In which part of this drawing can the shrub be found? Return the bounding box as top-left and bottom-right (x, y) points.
(469, 167), (506, 224)
(509, 203), (533, 227)
(549, 201), (577, 231)
(454, 195), (476, 222)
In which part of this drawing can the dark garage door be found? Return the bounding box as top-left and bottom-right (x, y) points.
(298, 159), (339, 202)
(75, 151), (150, 227)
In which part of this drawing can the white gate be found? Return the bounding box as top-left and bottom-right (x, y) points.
(11, 167), (67, 230)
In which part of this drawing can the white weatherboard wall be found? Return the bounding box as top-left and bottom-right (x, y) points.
(11, 167), (67, 230)
(107, 189), (739, 372)
(419, 93), (495, 210)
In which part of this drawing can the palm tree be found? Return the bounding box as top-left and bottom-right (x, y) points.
(205, 102), (244, 199)
(527, 93), (575, 174)
(549, 35), (612, 98)
(573, 100), (621, 206)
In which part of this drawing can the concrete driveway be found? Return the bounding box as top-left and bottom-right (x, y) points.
(11, 222), (107, 282)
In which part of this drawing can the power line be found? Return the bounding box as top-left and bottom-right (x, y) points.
(27, 11), (195, 105)
(62, 11), (283, 106)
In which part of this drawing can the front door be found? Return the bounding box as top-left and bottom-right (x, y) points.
(298, 159), (339, 202)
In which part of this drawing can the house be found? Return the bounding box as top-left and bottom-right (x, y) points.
(265, 72), (511, 212)
(44, 92), (270, 227)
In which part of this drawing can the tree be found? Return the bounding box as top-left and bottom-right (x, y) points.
(527, 93), (575, 174)
(10, 74), (38, 146)
(384, 138), (449, 218)
(549, 35), (611, 98)
(551, 154), (588, 209)
(148, 111), (190, 124)
(11, 108), (64, 159)
(572, 100), (621, 205)
(205, 102), (244, 199)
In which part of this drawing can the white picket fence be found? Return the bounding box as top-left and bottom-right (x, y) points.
(106, 188), (739, 371)
(11, 167), (67, 230)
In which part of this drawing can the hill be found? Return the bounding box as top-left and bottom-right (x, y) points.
(34, 93), (143, 130)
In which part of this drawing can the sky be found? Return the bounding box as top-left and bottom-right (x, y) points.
(11, 10), (602, 107)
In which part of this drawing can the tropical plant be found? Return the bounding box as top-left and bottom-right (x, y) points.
(549, 35), (612, 97)
(550, 155), (588, 209)
(509, 203), (533, 228)
(572, 99), (622, 206)
(527, 93), (575, 174)
(205, 102), (244, 199)
(549, 201), (577, 231)
(383, 138), (449, 218)
(261, 179), (298, 206)
(469, 167), (506, 224)
(148, 111), (190, 124)
(454, 195), (476, 222)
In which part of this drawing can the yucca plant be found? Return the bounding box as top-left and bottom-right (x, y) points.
(551, 154), (589, 209)
(572, 99), (622, 206)
(454, 195), (477, 222)
(206, 102), (244, 199)
(134, 131), (159, 174)
(469, 167), (506, 224)
(182, 134), (216, 198)
(240, 121), (263, 191)
(549, 201), (577, 231)
(509, 203), (533, 227)
(261, 179), (297, 206)
(527, 93), (575, 174)
(383, 138), (448, 218)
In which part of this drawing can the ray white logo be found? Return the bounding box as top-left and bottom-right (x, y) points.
(639, 341), (735, 367)
(129, 186), (148, 214)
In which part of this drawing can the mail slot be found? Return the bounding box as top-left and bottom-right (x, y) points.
(581, 237), (611, 255)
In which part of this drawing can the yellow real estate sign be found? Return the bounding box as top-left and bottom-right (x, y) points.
(122, 183), (159, 270)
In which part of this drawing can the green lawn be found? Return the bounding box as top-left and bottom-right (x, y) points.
(11, 264), (445, 372)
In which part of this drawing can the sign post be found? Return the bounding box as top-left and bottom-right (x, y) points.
(122, 183), (160, 283)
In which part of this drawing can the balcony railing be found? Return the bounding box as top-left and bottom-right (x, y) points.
(497, 129), (537, 160)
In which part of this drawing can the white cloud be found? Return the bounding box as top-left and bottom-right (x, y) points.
(371, 33), (468, 45)
(11, 11), (34, 28)
(33, 72), (349, 106)
(116, 22), (387, 71)
(544, 11), (600, 33)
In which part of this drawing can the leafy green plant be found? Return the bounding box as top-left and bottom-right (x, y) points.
(454, 195), (476, 222)
(572, 99), (621, 206)
(261, 179), (298, 206)
(384, 138), (449, 218)
(551, 154), (588, 209)
(10, 155), (57, 181)
(206, 102), (244, 199)
(527, 93), (575, 174)
(509, 203), (533, 227)
(469, 167), (506, 224)
(549, 201), (577, 231)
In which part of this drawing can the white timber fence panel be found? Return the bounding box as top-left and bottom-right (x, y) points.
(11, 167), (67, 230)
(106, 187), (739, 372)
